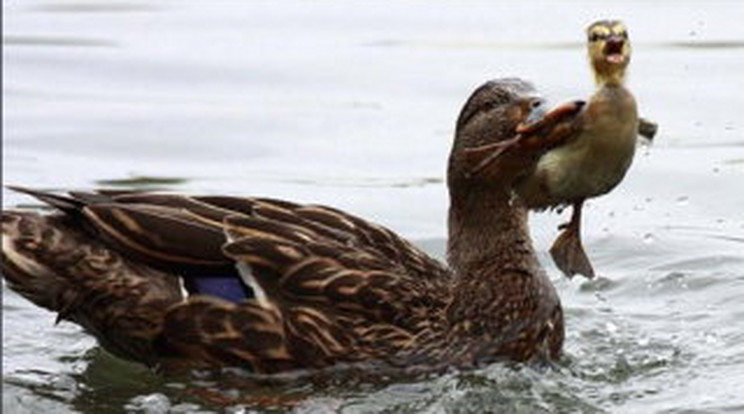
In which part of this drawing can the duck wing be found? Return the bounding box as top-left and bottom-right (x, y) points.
(11, 187), (449, 283)
(155, 202), (454, 370)
(8, 186), (236, 273)
(156, 196), (452, 370)
(6, 187), (452, 370)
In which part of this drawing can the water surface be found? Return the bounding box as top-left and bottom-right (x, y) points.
(3, 1), (744, 413)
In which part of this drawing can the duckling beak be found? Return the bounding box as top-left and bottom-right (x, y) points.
(603, 36), (626, 64)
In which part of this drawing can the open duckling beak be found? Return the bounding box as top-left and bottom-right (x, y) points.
(603, 36), (627, 64)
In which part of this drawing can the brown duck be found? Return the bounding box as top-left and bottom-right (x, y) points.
(1, 78), (565, 374)
(1, 20), (648, 375)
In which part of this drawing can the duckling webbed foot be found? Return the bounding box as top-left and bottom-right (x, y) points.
(550, 201), (596, 279)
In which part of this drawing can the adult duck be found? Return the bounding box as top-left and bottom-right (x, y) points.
(1, 78), (566, 374)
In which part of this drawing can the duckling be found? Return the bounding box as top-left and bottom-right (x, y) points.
(521, 20), (639, 279)
(467, 20), (643, 279)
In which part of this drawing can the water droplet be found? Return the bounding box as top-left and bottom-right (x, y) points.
(126, 393), (171, 413)
(643, 233), (655, 244)
(676, 196), (689, 206)
(226, 405), (249, 414)
(703, 332), (719, 345)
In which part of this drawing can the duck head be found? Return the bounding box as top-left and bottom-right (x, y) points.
(587, 20), (631, 86)
(447, 79), (545, 276)
(448, 79), (545, 192)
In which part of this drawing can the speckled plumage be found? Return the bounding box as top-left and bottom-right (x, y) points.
(1, 78), (564, 374)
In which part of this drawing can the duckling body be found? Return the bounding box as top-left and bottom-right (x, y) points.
(518, 84), (638, 208)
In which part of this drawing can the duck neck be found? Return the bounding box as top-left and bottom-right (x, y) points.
(446, 185), (539, 280)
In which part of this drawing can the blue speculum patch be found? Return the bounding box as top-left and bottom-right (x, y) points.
(184, 275), (252, 302)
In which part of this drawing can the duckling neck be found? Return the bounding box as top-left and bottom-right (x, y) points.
(594, 70), (626, 88)
(447, 186), (539, 279)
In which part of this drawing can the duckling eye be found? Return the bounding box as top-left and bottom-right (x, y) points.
(589, 32), (602, 42)
(619, 30), (628, 39)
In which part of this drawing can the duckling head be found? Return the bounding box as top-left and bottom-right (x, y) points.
(587, 20), (631, 86)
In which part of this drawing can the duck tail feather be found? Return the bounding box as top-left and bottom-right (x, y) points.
(6, 186), (86, 214)
(1, 212), (71, 311)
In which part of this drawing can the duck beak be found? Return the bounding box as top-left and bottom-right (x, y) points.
(463, 100), (585, 179)
(603, 36), (626, 64)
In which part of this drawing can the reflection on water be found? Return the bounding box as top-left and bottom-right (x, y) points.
(95, 175), (189, 188)
(365, 40), (744, 51)
(664, 40), (744, 49)
(31, 2), (161, 13)
(3, 0), (744, 413)
(3, 35), (117, 48)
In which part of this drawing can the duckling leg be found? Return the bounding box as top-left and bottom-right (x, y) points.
(550, 200), (595, 279)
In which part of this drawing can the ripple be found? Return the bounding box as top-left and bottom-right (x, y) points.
(95, 175), (189, 189)
(32, 2), (162, 13)
(3, 35), (117, 48)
